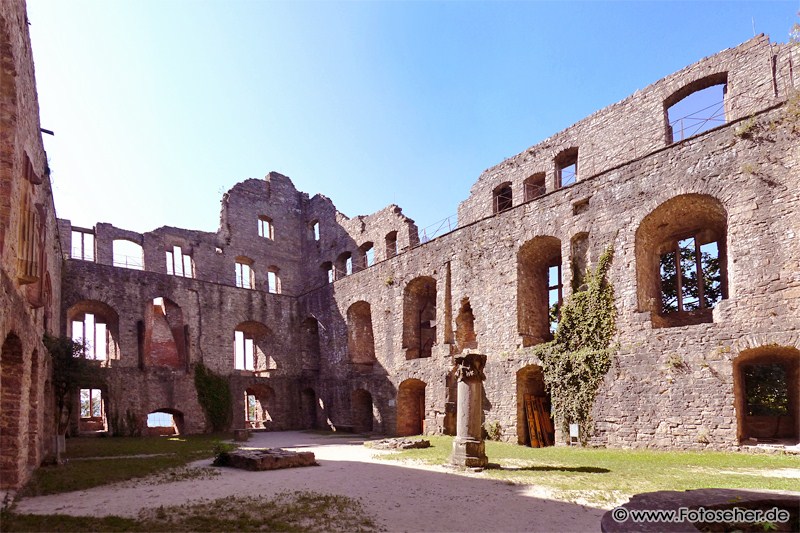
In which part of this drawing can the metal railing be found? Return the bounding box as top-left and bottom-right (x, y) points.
(668, 99), (726, 143)
(112, 254), (144, 270)
(419, 213), (458, 243)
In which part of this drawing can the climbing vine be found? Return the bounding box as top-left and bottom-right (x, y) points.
(193, 362), (232, 432)
(531, 244), (617, 445)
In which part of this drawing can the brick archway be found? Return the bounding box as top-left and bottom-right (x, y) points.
(397, 379), (426, 436)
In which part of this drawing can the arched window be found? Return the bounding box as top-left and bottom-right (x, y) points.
(321, 261), (333, 284)
(403, 276), (437, 359)
(517, 236), (562, 346)
(523, 173), (546, 202)
(635, 194), (727, 328)
(665, 73), (727, 143)
(385, 231), (398, 259)
(301, 317), (321, 370)
(493, 182), (513, 213)
(335, 252), (352, 280)
(359, 242), (374, 270)
(397, 379), (426, 436)
(555, 148), (578, 189)
(67, 300), (120, 361)
(347, 301), (376, 365)
(144, 297), (186, 369)
(112, 239), (143, 270)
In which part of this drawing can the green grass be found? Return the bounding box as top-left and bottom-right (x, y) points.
(382, 436), (800, 506)
(20, 434), (233, 497)
(2, 491), (380, 532)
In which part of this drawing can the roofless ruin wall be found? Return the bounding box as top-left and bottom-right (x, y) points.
(60, 35), (800, 449)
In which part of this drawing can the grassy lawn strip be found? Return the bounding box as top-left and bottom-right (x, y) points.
(1, 491), (380, 532)
(381, 436), (799, 505)
(21, 434), (233, 497)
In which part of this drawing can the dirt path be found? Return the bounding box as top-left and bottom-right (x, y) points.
(15, 431), (605, 532)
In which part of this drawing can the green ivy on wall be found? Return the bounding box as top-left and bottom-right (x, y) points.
(530, 244), (617, 445)
(193, 362), (232, 432)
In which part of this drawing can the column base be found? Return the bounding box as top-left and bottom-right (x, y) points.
(450, 436), (488, 468)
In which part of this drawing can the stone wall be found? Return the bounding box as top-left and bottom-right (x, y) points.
(57, 35), (800, 451)
(0, 0), (62, 491)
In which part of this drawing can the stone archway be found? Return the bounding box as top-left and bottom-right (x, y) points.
(733, 347), (799, 443)
(397, 379), (426, 436)
(245, 385), (275, 430)
(516, 365), (554, 446)
(351, 389), (374, 433)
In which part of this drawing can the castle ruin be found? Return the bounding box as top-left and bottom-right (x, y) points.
(2, 0), (799, 492)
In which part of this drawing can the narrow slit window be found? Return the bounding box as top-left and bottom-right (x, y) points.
(548, 262), (562, 334)
(385, 231), (398, 259)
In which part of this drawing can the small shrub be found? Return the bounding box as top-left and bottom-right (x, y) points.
(734, 116), (756, 137)
(484, 420), (502, 441)
(666, 354), (686, 369)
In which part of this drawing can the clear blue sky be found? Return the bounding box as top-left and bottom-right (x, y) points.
(27, 1), (797, 234)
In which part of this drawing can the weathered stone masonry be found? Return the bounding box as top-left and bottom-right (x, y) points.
(1, 0), (62, 491)
(52, 34), (800, 456)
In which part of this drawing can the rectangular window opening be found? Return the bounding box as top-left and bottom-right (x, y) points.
(659, 236), (721, 314)
(559, 162), (577, 188)
(236, 262), (253, 289)
(80, 388), (103, 419)
(71, 230), (95, 261)
(547, 263), (562, 334)
(258, 217), (274, 240)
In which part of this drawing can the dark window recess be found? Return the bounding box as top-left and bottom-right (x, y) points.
(524, 174), (546, 202)
(493, 183), (513, 213)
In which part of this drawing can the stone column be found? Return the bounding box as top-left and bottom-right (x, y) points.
(450, 352), (488, 468)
